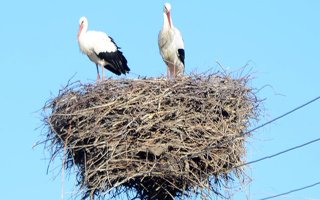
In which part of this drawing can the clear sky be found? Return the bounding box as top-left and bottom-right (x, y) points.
(0, 1), (319, 199)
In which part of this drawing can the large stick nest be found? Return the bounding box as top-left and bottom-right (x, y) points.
(43, 74), (260, 200)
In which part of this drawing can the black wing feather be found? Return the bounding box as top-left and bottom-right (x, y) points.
(177, 49), (185, 65)
(96, 36), (130, 76)
(97, 50), (130, 76)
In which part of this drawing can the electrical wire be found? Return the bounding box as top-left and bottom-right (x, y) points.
(236, 96), (320, 167)
(241, 96), (320, 199)
(243, 95), (320, 137)
(259, 181), (320, 200)
(236, 136), (320, 168)
(188, 96), (320, 160)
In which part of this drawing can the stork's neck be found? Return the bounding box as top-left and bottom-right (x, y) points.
(163, 12), (173, 30)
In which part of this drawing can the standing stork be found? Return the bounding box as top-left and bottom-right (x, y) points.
(158, 3), (185, 79)
(77, 16), (130, 80)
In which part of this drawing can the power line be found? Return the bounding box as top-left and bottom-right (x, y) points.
(243, 96), (320, 199)
(235, 96), (320, 167)
(259, 181), (320, 200)
(245, 95), (320, 137)
(226, 97), (320, 199)
(187, 96), (320, 160)
(236, 136), (320, 168)
(215, 95), (320, 149)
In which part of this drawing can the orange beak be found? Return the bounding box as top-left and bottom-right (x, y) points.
(77, 23), (83, 39)
(166, 12), (171, 28)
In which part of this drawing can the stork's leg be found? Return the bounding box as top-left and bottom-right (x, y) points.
(101, 65), (105, 80)
(167, 65), (169, 79)
(96, 64), (100, 81)
(173, 65), (176, 78)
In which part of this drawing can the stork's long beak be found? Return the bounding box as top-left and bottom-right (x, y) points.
(77, 23), (83, 39)
(166, 12), (172, 28)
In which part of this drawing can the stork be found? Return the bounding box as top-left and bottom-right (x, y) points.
(77, 16), (130, 80)
(158, 3), (185, 79)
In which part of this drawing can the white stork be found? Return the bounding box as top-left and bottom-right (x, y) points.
(158, 3), (185, 79)
(77, 16), (130, 80)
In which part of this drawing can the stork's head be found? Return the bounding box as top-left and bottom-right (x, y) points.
(163, 3), (172, 28)
(164, 3), (171, 13)
(78, 16), (88, 39)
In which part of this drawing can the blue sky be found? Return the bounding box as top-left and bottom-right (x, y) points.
(0, 1), (319, 199)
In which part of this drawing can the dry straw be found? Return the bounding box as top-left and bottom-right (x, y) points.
(42, 73), (260, 200)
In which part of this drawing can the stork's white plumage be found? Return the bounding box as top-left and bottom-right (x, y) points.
(77, 16), (130, 80)
(158, 3), (185, 79)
